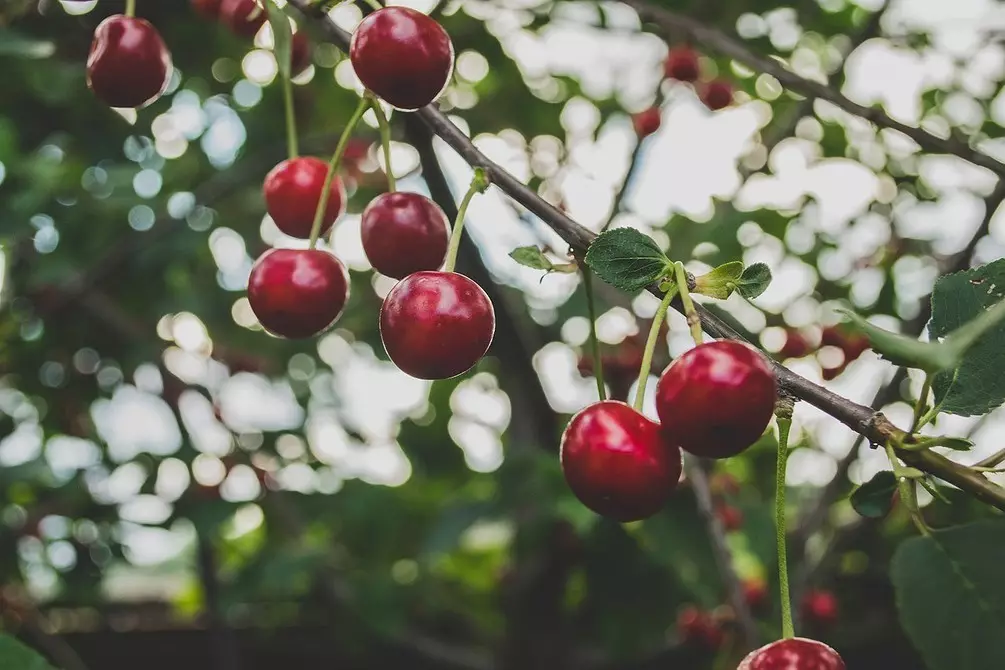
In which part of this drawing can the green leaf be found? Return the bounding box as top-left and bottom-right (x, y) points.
(0, 29), (55, 59)
(850, 471), (897, 518)
(930, 259), (1005, 416)
(891, 519), (1005, 670)
(693, 261), (743, 299)
(839, 308), (955, 373)
(584, 228), (671, 292)
(508, 246), (577, 274)
(733, 262), (771, 299)
(266, 0), (293, 79)
(0, 635), (57, 670)
(904, 436), (975, 452)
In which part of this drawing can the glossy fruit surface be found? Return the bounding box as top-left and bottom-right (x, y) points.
(220, 0), (267, 37)
(702, 79), (734, 110)
(632, 107), (662, 138)
(360, 192), (450, 279)
(349, 6), (453, 110)
(656, 341), (777, 459)
(379, 271), (494, 380)
(738, 638), (845, 670)
(263, 157), (346, 239)
(192, 0), (222, 18)
(86, 15), (172, 109)
(247, 248), (349, 339)
(560, 401), (682, 522)
(664, 46), (700, 82)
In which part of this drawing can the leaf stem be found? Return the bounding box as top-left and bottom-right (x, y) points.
(673, 261), (703, 346)
(774, 397), (795, 640)
(911, 374), (933, 433)
(442, 168), (490, 273)
(582, 267), (606, 401)
(370, 99), (395, 192)
(125, 0), (136, 16)
(885, 441), (932, 537)
(281, 53), (299, 159)
(632, 283), (677, 412)
(308, 95), (370, 249)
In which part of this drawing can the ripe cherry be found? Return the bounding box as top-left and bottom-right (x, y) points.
(560, 400), (682, 522)
(263, 157), (346, 239)
(350, 6), (454, 110)
(192, 0), (222, 18)
(716, 503), (744, 532)
(677, 605), (723, 649)
(779, 329), (813, 359)
(656, 340), (777, 459)
(247, 248), (349, 339)
(664, 46), (700, 82)
(219, 0), (267, 37)
(632, 107), (662, 138)
(801, 589), (839, 627)
(738, 638), (845, 670)
(86, 15), (172, 109)
(380, 271), (495, 380)
(290, 31), (311, 76)
(360, 192), (450, 279)
(701, 79), (734, 110)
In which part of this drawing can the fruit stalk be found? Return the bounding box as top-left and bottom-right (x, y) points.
(281, 45), (299, 159)
(370, 99), (395, 192)
(308, 95), (370, 249)
(126, 0), (136, 17)
(673, 261), (703, 346)
(911, 374), (934, 432)
(774, 394), (795, 639)
(442, 168), (490, 273)
(582, 266), (606, 401)
(632, 282), (678, 411)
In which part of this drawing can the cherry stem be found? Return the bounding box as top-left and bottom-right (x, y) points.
(774, 396), (795, 640)
(307, 95), (370, 250)
(632, 282), (678, 412)
(281, 52), (299, 159)
(370, 99), (395, 192)
(673, 261), (703, 346)
(442, 168), (490, 273)
(125, 0), (136, 17)
(360, 0), (383, 11)
(582, 266), (606, 401)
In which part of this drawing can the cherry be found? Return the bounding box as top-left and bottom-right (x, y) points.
(801, 589), (839, 627)
(247, 248), (349, 339)
(655, 340), (777, 459)
(701, 80), (734, 110)
(677, 605), (723, 649)
(86, 15), (172, 109)
(192, 0), (222, 18)
(779, 329), (813, 360)
(632, 107), (662, 138)
(350, 6), (454, 110)
(360, 192), (450, 279)
(738, 638), (845, 670)
(290, 31), (311, 76)
(716, 503), (744, 532)
(379, 271), (495, 380)
(742, 578), (769, 610)
(821, 363), (846, 381)
(560, 400), (682, 522)
(219, 0), (267, 37)
(664, 46), (701, 82)
(262, 157), (346, 239)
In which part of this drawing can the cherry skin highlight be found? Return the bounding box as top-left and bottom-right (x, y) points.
(86, 16), (172, 109)
(664, 46), (700, 82)
(350, 6), (454, 110)
(263, 157), (346, 240)
(247, 248), (349, 339)
(738, 638), (846, 670)
(656, 340), (777, 459)
(360, 192), (450, 279)
(632, 107), (662, 138)
(560, 401), (683, 522)
(379, 271), (495, 380)
(219, 0), (267, 37)
(702, 79), (734, 110)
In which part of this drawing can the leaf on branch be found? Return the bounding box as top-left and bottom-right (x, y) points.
(838, 308), (956, 373)
(693, 261), (743, 299)
(891, 519), (1005, 670)
(508, 246), (577, 275)
(849, 471), (897, 519)
(584, 227), (672, 293)
(0, 635), (57, 670)
(266, 0), (294, 79)
(904, 436), (975, 452)
(733, 262), (771, 299)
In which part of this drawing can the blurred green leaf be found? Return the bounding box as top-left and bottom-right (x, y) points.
(850, 471), (897, 518)
(0, 635), (57, 670)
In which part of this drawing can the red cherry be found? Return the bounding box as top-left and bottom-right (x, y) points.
(841, 333), (870, 362)
(801, 590), (839, 627)
(716, 503), (744, 532)
(656, 341), (777, 459)
(701, 79), (734, 111)
(263, 157), (346, 239)
(219, 0), (267, 37)
(350, 7), (454, 110)
(821, 363), (846, 381)
(560, 401), (682, 522)
(192, 0), (222, 18)
(290, 31), (311, 76)
(677, 606), (723, 649)
(632, 107), (662, 138)
(360, 192), (450, 279)
(664, 46), (700, 82)
(779, 329), (813, 359)
(379, 271), (495, 380)
(247, 248), (350, 339)
(738, 638), (845, 670)
(86, 15), (172, 109)
(742, 578), (769, 610)
(819, 325), (844, 348)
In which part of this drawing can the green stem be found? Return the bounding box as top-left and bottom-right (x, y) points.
(442, 169), (490, 273)
(673, 261), (703, 346)
(281, 56), (298, 159)
(582, 267), (606, 401)
(885, 441), (932, 537)
(911, 375), (933, 433)
(308, 95), (370, 249)
(125, 0), (136, 16)
(632, 284), (678, 412)
(774, 409), (795, 639)
(371, 99), (395, 192)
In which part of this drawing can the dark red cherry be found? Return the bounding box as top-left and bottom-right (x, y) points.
(716, 503), (744, 532)
(219, 0), (267, 37)
(379, 271), (494, 380)
(560, 400), (682, 522)
(632, 107), (662, 138)
(779, 329), (813, 359)
(677, 606), (724, 649)
(738, 638), (845, 670)
(701, 79), (734, 110)
(801, 590), (839, 627)
(191, 0), (222, 18)
(664, 46), (700, 82)
(86, 15), (172, 109)
(349, 6), (454, 110)
(290, 31), (311, 76)
(263, 157), (346, 239)
(360, 192), (450, 279)
(656, 340), (777, 459)
(247, 248), (349, 339)
(742, 578), (769, 610)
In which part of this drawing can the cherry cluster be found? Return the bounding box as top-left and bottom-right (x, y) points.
(193, 0), (312, 75)
(777, 325), (869, 380)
